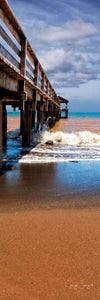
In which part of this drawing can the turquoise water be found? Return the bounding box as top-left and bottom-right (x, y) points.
(7, 111), (20, 117)
(69, 112), (100, 118)
(61, 112), (100, 118)
(8, 111), (100, 118)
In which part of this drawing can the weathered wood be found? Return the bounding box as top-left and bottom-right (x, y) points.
(2, 103), (7, 147)
(20, 38), (27, 76)
(18, 80), (25, 92)
(0, 44), (20, 69)
(26, 70), (34, 83)
(0, 58), (60, 107)
(46, 81), (49, 95)
(0, 70), (18, 91)
(31, 89), (37, 128)
(45, 99), (49, 112)
(32, 90), (37, 110)
(26, 59), (34, 74)
(27, 44), (36, 64)
(49, 85), (52, 97)
(41, 73), (45, 91)
(25, 84), (33, 99)
(27, 49), (35, 66)
(0, 99), (2, 170)
(34, 60), (39, 86)
(0, 8), (21, 44)
(22, 101), (31, 147)
(0, 25), (20, 57)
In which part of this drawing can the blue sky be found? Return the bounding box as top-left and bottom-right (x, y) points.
(7, 0), (100, 111)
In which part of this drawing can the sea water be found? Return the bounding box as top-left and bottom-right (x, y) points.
(0, 111), (100, 209)
(6, 112), (100, 163)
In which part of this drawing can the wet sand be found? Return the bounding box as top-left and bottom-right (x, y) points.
(0, 202), (100, 300)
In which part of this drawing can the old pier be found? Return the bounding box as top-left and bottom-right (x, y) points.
(0, 0), (68, 170)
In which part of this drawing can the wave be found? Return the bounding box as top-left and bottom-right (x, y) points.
(7, 128), (100, 148)
(7, 129), (20, 139)
(41, 130), (100, 147)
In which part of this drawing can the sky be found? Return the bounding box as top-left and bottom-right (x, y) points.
(7, 0), (100, 111)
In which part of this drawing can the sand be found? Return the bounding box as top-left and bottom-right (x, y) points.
(7, 117), (20, 132)
(0, 206), (100, 300)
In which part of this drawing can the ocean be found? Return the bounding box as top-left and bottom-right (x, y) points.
(0, 111), (99, 208)
(6, 111), (100, 163)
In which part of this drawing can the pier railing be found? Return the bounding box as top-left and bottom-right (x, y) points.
(0, 0), (60, 106)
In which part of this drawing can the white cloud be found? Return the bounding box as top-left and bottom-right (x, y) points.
(36, 19), (98, 42)
(38, 49), (67, 71)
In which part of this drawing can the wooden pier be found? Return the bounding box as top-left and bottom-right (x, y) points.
(59, 96), (69, 118)
(0, 0), (68, 170)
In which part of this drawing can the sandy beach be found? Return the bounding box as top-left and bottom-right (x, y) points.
(0, 202), (100, 300)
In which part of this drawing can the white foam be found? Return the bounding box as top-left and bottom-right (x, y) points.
(19, 156), (100, 164)
(7, 128), (100, 163)
(41, 130), (100, 147)
(19, 143), (100, 164)
(7, 129), (20, 139)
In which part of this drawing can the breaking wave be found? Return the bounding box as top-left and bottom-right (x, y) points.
(7, 129), (20, 139)
(6, 128), (100, 163)
(41, 130), (100, 147)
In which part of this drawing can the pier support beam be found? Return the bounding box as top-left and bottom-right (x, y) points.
(44, 99), (49, 123)
(2, 103), (7, 147)
(0, 100), (2, 171)
(31, 90), (37, 129)
(22, 101), (31, 147)
(37, 96), (45, 130)
(65, 109), (68, 118)
(20, 105), (23, 135)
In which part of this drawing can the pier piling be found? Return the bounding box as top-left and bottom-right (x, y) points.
(0, 100), (2, 170)
(2, 103), (7, 147)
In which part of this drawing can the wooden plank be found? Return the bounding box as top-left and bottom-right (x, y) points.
(20, 38), (27, 76)
(41, 73), (45, 91)
(0, 25), (20, 57)
(37, 81), (41, 89)
(0, 56), (25, 81)
(46, 81), (49, 94)
(0, 8), (21, 44)
(0, 70), (18, 91)
(0, 99), (2, 170)
(0, 44), (20, 69)
(27, 49), (35, 67)
(34, 60), (39, 85)
(26, 59), (34, 74)
(38, 76), (42, 83)
(25, 84), (33, 99)
(26, 70), (34, 83)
